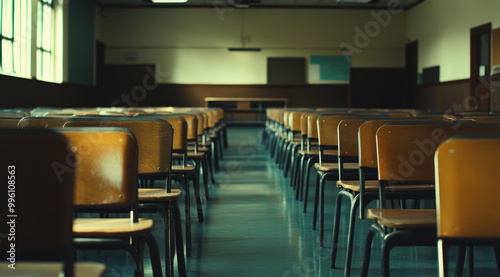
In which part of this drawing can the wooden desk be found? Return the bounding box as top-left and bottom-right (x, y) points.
(205, 97), (288, 124)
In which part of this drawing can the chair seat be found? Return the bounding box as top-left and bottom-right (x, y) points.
(73, 218), (154, 237)
(0, 261), (107, 277)
(186, 151), (206, 158)
(172, 164), (196, 173)
(298, 149), (319, 156)
(336, 180), (379, 191)
(198, 141), (212, 147)
(314, 162), (357, 172)
(138, 188), (182, 201)
(336, 180), (434, 192)
(366, 209), (437, 229)
(298, 149), (337, 156)
(172, 152), (206, 159)
(187, 145), (210, 152)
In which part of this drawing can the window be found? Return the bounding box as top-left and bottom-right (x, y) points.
(37, 0), (52, 80)
(1, 0), (31, 77)
(0, 0), (61, 82)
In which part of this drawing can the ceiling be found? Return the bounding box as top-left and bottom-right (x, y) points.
(93, 0), (426, 10)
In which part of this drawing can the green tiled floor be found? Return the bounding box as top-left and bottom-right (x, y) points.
(80, 126), (500, 277)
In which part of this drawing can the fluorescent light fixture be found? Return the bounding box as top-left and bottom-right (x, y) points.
(151, 0), (187, 3)
(336, 0), (371, 3)
(228, 48), (261, 52)
(234, 4), (249, 8)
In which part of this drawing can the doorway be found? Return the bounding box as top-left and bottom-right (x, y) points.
(470, 23), (492, 111)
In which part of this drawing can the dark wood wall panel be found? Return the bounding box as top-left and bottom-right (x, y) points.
(144, 84), (349, 108)
(99, 65), (349, 108)
(349, 68), (407, 108)
(489, 74), (500, 111)
(0, 75), (98, 109)
(415, 79), (470, 111)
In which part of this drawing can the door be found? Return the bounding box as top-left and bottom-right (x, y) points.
(470, 23), (491, 111)
(405, 41), (418, 108)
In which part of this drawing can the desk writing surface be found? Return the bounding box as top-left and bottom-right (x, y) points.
(204, 97), (288, 123)
(204, 97), (288, 102)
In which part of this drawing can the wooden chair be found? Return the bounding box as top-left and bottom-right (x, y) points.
(193, 108), (223, 172)
(140, 114), (205, 224)
(329, 117), (376, 270)
(299, 112), (322, 211)
(18, 116), (75, 128)
(274, 110), (290, 166)
(283, 110), (304, 179)
(360, 122), (500, 277)
(153, 112), (215, 200)
(57, 127), (162, 277)
(189, 110), (217, 186)
(269, 109), (286, 162)
(290, 112), (310, 188)
(0, 129), (106, 277)
(460, 115), (500, 124)
(0, 117), (21, 128)
(435, 135), (500, 277)
(0, 109), (27, 118)
(63, 119), (186, 275)
(313, 114), (356, 247)
(332, 117), (447, 274)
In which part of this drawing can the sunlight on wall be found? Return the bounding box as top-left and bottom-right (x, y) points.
(408, 0), (500, 82)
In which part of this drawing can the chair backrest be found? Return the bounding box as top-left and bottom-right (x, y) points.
(435, 135), (500, 239)
(461, 115), (500, 124)
(358, 117), (451, 169)
(283, 111), (290, 131)
(0, 110), (26, 118)
(18, 116), (75, 128)
(415, 112), (457, 120)
(154, 112), (198, 143)
(0, 117), (21, 128)
(306, 113), (320, 150)
(64, 117), (173, 178)
(317, 114), (352, 150)
(147, 115), (188, 153)
(376, 122), (500, 184)
(0, 129), (75, 276)
(57, 127), (139, 214)
(337, 118), (370, 161)
(288, 111), (303, 140)
(385, 112), (412, 118)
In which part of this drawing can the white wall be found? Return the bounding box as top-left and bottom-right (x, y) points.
(95, 7), (408, 84)
(407, 0), (500, 82)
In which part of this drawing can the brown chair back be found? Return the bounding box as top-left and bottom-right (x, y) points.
(0, 117), (21, 128)
(18, 116), (74, 128)
(436, 135), (500, 239)
(0, 129), (75, 276)
(58, 128), (138, 211)
(64, 117), (173, 178)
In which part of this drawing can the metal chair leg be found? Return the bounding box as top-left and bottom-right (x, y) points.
(343, 194), (359, 276)
(146, 234), (163, 277)
(438, 240), (450, 277)
(303, 156), (316, 213)
(330, 190), (345, 268)
(312, 173), (321, 230)
(173, 201), (187, 277)
(360, 225), (377, 277)
(191, 172), (204, 223)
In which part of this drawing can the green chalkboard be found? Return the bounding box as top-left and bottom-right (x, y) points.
(309, 55), (351, 82)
